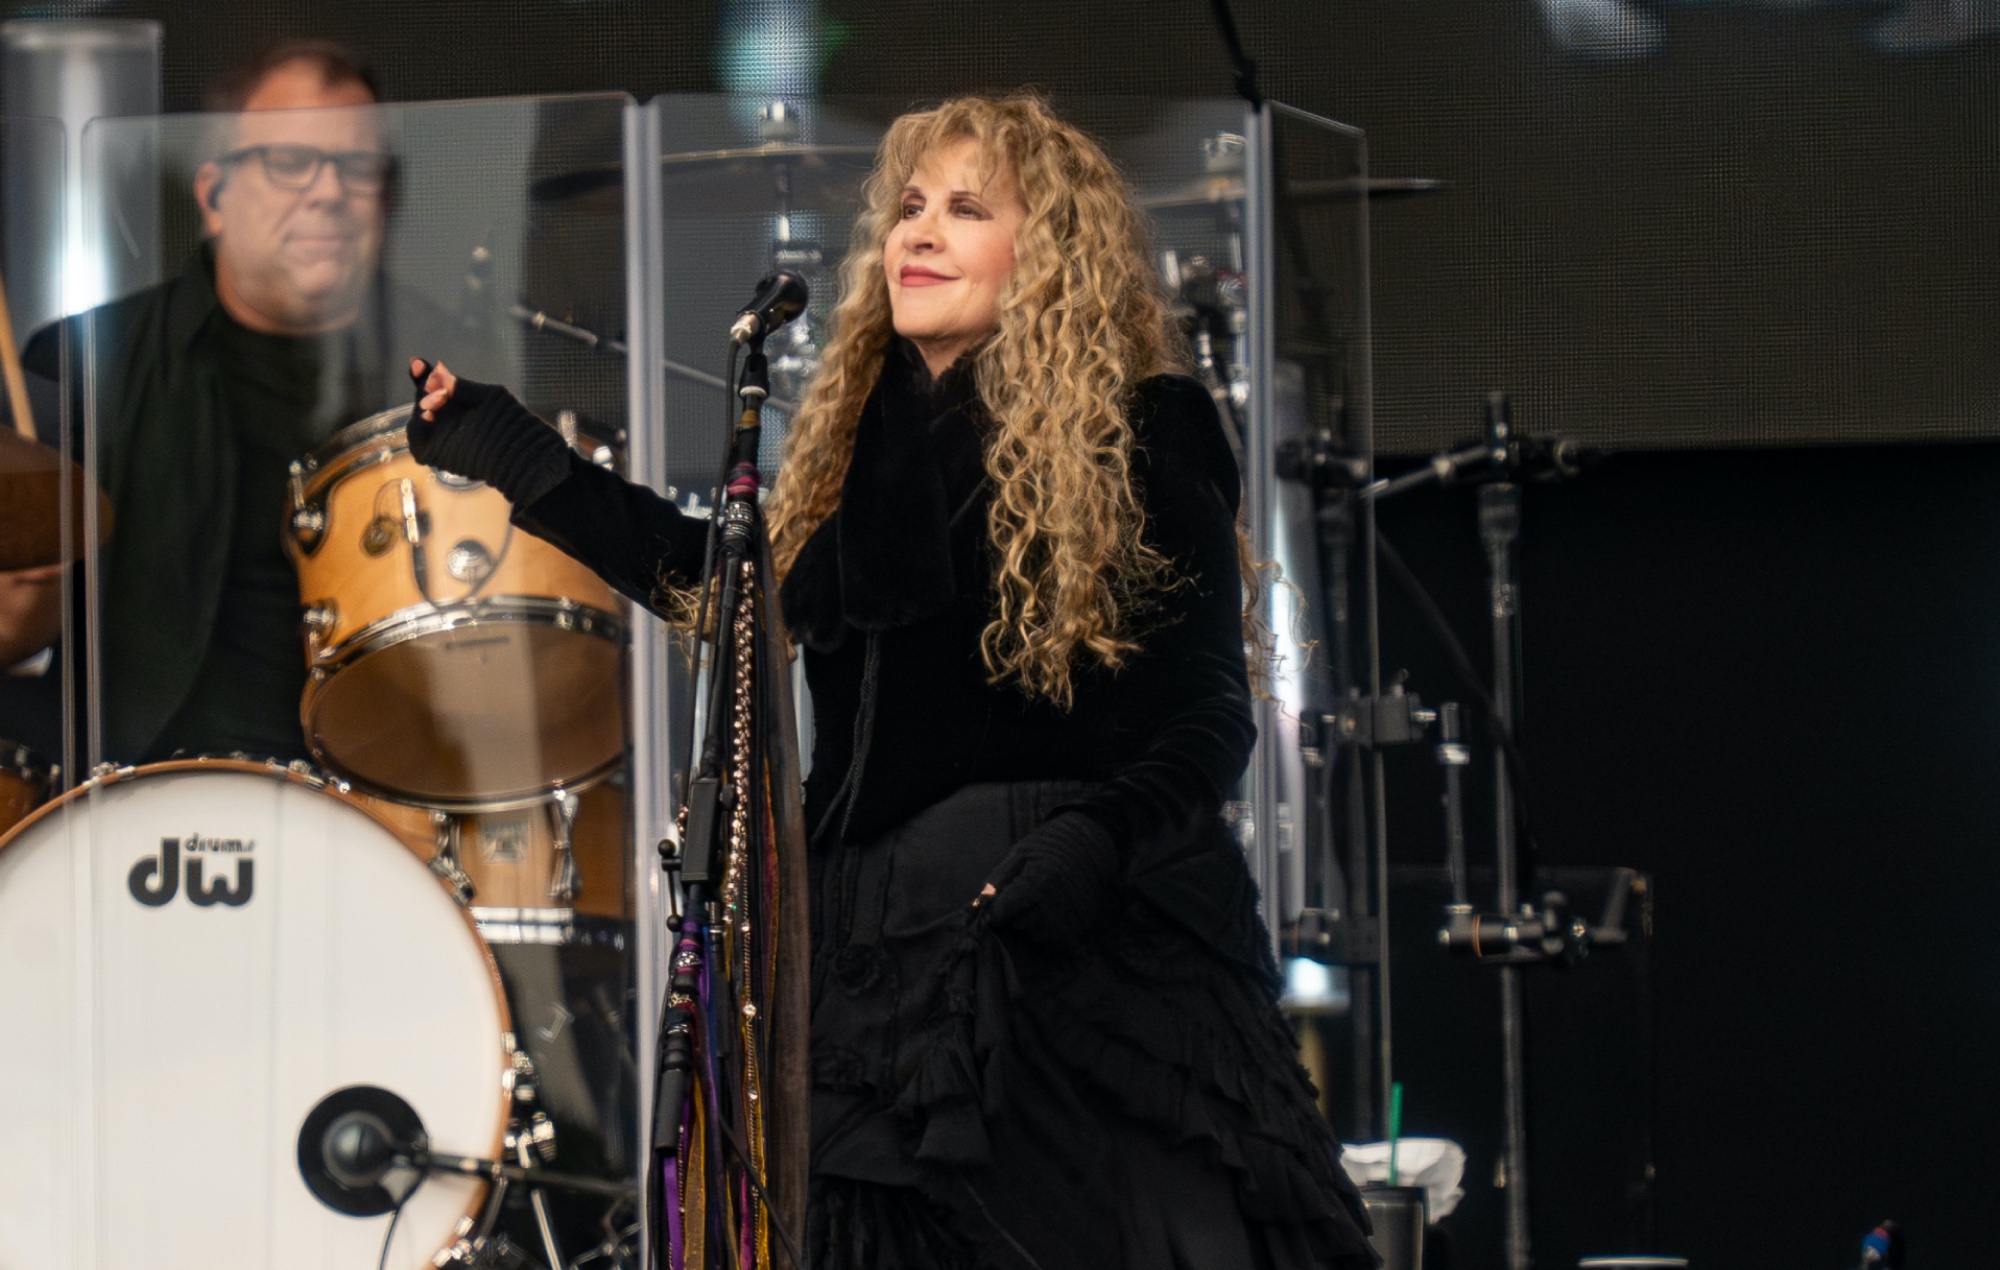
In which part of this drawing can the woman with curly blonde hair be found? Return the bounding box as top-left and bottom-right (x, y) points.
(409, 95), (1373, 1270)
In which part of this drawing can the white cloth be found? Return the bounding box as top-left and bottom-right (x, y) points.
(1338, 1138), (1467, 1222)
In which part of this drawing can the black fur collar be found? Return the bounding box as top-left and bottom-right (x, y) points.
(780, 340), (985, 652)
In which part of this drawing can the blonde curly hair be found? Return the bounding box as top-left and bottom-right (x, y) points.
(767, 95), (1225, 706)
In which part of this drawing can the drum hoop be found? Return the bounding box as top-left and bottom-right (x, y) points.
(308, 596), (628, 669)
(0, 756), (518, 1218)
(303, 404), (417, 478)
(297, 406), (610, 501)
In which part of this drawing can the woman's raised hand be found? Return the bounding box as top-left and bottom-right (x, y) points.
(402, 359), (572, 507)
(411, 357), (458, 422)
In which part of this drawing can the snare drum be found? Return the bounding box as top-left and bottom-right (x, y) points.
(0, 759), (513, 1270)
(0, 737), (53, 835)
(368, 778), (631, 945)
(286, 406), (626, 811)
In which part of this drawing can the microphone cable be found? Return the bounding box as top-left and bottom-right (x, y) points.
(376, 1192), (412, 1270)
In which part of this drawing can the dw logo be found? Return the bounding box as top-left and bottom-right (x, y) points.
(128, 836), (255, 908)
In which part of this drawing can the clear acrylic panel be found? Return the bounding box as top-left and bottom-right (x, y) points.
(17, 93), (641, 1270)
(1252, 103), (1374, 948)
(629, 91), (1369, 949)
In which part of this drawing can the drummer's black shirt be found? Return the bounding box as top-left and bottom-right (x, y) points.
(147, 315), (370, 763)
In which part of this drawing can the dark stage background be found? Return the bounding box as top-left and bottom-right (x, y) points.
(9, 0), (1995, 1265)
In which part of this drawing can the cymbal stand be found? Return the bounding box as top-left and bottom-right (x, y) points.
(757, 102), (825, 406)
(1481, 459), (1532, 1270)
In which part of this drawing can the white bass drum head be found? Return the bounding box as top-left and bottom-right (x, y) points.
(0, 761), (510, 1270)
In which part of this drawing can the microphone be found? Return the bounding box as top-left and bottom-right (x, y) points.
(729, 272), (809, 345)
(297, 1085), (638, 1216)
(1512, 434), (1607, 482)
(297, 1086), (428, 1216)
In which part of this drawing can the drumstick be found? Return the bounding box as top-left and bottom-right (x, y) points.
(0, 264), (38, 442)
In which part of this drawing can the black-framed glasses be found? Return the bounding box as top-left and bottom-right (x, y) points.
(219, 144), (396, 194)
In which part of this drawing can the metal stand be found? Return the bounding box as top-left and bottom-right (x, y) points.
(1479, 472), (1533, 1270)
(1322, 388), (1634, 1270)
(644, 311), (808, 1270)
(1276, 422), (1436, 1145)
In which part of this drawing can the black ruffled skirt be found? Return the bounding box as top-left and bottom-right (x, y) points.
(806, 781), (1377, 1270)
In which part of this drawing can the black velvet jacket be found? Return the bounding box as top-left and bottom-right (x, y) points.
(517, 340), (1256, 905)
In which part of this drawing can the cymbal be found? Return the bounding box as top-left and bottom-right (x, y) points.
(1139, 175), (1447, 210)
(531, 143), (880, 215)
(0, 428), (111, 571)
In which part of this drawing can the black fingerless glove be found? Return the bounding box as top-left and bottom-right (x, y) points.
(406, 362), (573, 508)
(984, 810), (1123, 946)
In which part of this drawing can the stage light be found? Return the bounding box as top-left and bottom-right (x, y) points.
(1280, 954), (1350, 1015)
(715, 0), (827, 101)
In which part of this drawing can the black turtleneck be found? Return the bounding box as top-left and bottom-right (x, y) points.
(147, 313), (371, 762)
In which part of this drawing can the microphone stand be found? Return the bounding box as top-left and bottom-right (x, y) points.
(648, 329), (806, 1270)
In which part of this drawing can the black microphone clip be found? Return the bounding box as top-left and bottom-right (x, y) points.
(729, 272), (809, 346)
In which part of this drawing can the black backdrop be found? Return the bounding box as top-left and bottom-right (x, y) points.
(12, 0), (1998, 1264)
(51, 0), (1994, 453)
(1371, 445), (2000, 1269)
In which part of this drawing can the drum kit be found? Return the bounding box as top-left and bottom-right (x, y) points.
(0, 404), (643, 1266)
(0, 104), (877, 1265)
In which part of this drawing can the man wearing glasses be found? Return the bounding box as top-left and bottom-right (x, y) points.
(0, 40), (491, 766)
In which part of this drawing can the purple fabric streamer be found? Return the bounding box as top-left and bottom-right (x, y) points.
(698, 928), (739, 1264)
(662, 1155), (683, 1270)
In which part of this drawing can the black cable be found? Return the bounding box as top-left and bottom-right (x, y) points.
(682, 339), (741, 783)
(715, 1113), (808, 1270)
(377, 1195), (411, 1270)
(1204, 0), (1265, 106)
(1374, 528), (1541, 862)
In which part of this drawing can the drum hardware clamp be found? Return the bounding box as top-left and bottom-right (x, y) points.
(85, 761), (136, 787)
(447, 539), (498, 584)
(506, 1112), (559, 1166)
(547, 787), (582, 904)
(429, 810), (477, 905)
(277, 758), (336, 791)
(501, 1038), (541, 1107)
